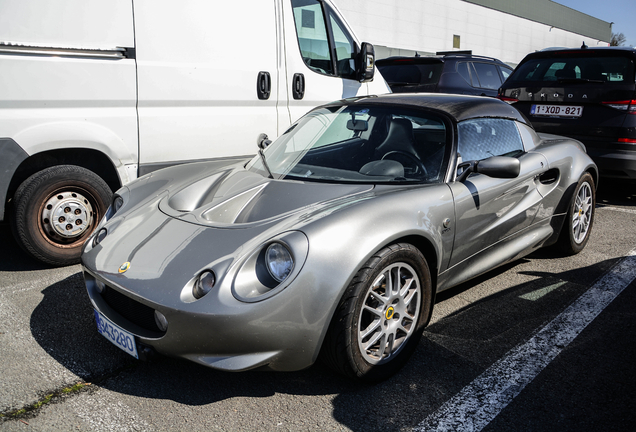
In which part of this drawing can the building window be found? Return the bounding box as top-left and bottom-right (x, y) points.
(453, 35), (460, 49)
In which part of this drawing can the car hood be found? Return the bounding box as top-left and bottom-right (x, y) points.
(82, 165), (375, 298)
(159, 166), (373, 227)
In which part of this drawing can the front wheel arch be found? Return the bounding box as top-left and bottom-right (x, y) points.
(319, 243), (434, 382)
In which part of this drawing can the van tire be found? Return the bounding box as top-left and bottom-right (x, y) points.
(11, 165), (112, 266)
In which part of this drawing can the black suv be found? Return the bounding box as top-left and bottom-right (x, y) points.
(376, 54), (513, 97)
(498, 47), (636, 179)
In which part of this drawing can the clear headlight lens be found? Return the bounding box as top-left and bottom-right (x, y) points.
(265, 243), (294, 282)
(193, 270), (216, 299)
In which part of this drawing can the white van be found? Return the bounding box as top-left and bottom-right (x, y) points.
(0, 0), (389, 266)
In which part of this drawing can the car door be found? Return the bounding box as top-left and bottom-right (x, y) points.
(280, 0), (383, 126)
(447, 118), (548, 279)
(134, 0), (280, 172)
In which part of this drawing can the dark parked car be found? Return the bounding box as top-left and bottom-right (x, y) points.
(377, 54), (513, 97)
(498, 46), (636, 179)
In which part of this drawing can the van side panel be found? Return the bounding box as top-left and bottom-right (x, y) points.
(0, 0), (134, 48)
(133, 0), (280, 168)
(0, 0), (139, 187)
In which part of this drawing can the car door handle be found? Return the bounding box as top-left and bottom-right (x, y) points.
(257, 71), (271, 100)
(293, 73), (305, 100)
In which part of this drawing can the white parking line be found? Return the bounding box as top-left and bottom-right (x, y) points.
(414, 248), (636, 432)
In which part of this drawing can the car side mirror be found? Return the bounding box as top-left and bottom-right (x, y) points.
(357, 42), (375, 83)
(257, 133), (272, 149)
(457, 156), (520, 182)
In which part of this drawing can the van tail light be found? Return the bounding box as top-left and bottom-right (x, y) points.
(497, 96), (518, 104)
(602, 100), (636, 114)
(618, 138), (636, 143)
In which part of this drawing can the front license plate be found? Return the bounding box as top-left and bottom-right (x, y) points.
(530, 104), (583, 118)
(94, 309), (139, 359)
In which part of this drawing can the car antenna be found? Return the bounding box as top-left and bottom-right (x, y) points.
(415, 52), (420, 57)
(581, 41), (588, 49)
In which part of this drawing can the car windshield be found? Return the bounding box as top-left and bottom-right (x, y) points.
(509, 54), (635, 84)
(246, 104), (448, 184)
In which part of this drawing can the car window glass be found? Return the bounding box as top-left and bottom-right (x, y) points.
(472, 63), (502, 89)
(457, 62), (472, 85)
(292, 0), (334, 75)
(516, 123), (538, 151)
(457, 118), (524, 162)
(378, 63), (443, 85)
(511, 55), (635, 83)
(247, 105), (448, 183)
(329, 12), (357, 80)
(499, 66), (512, 82)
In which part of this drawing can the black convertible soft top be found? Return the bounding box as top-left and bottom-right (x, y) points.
(329, 93), (529, 124)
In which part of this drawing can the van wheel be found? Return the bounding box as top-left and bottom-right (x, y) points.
(556, 172), (595, 255)
(320, 243), (433, 382)
(11, 165), (112, 266)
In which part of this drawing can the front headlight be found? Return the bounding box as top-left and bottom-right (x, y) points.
(232, 231), (309, 302)
(265, 243), (294, 282)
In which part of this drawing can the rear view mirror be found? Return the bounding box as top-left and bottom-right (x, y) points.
(257, 133), (272, 149)
(346, 119), (368, 131)
(357, 42), (375, 83)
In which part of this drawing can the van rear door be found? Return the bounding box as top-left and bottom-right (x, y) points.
(134, 0), (281, 174)
(281, 0), (389, 126)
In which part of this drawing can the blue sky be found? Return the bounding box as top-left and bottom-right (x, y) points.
(554, 0), (636, 47)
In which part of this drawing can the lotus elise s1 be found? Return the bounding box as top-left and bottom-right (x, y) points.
(82, 94), (597, 381)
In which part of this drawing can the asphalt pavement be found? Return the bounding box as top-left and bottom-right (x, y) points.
(0, 179), (634, 431)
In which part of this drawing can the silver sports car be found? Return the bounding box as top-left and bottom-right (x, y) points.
(81, 94), (597, 381)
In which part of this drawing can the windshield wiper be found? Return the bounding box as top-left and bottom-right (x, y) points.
(557, 78), (605, 84)
(258, 149), (274, 179)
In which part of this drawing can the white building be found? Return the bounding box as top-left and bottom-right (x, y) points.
(336, 0), (612, 65)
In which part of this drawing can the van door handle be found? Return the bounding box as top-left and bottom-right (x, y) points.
(293, 73), (305, 100)
(257, 71), (271, 100)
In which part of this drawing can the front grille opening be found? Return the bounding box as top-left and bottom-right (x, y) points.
(101, 287), (165, 335)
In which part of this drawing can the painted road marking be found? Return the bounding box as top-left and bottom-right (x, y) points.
(415, 249), (636, 432)
(519, 281), (567, 301)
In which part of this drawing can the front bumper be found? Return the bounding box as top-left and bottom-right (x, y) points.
(83, 264), (328, 372)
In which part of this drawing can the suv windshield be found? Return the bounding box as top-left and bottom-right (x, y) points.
(510, 54), (635, 84)
(247, 104), (448, 184)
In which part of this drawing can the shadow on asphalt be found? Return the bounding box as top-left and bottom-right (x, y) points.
(0, 222), (52, 272)
(596, 178), (636, 207)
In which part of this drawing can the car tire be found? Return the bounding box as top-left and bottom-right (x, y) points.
(556, 172), (595, 255)
(11, 165), (112, 267)
(320, 243), (433, 382)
